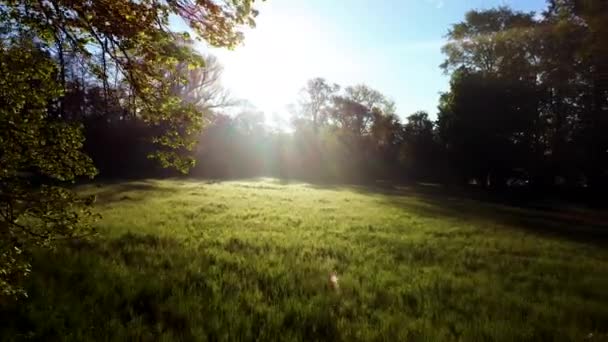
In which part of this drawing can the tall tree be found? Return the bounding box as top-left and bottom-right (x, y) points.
(555, 0), (608, 190)
(401, 112), (437, 180)
(297, 77), (340, 132)
(438, 7), (542, 188)
(345, 84), (392, 113)
(440, 7), (538, 75)
(329, 84), (393, 136)
(169, 53), (236, 119)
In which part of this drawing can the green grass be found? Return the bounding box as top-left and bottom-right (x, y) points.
(2, 179), (608, 341)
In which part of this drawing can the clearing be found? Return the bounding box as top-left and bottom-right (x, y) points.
(1, 179), (607, 341)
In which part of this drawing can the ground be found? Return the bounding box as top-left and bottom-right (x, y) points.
(1, 179), (608, 341)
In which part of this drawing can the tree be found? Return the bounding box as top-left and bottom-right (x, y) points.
(438, 1), (608, 191)
(0, 37), (97, 297)
(440, 7), (538, 75)
(329, 84), (393, 137)
(345, 84), (393, 114)
(546, 0), (608, 191)
(438, 69), (539, 188)
(0, 0), (259, 296)
(329, 96), (371, 136)
(401, 112), (437, 179)
(297, 77), (340, 132)
(1, 0), (257, 170)
(438, 7), (543, 188)
(369, 109), (403, 180)
(324, 83), (400, 181)
(169, 53), (236, 119)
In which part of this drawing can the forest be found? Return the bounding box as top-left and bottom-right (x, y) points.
(67, 3), (608, 193)
(1, 0), (608, 340)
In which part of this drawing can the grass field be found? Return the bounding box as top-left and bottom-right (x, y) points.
(1, 179), (608, 341)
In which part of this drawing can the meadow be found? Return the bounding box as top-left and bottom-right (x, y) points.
(1, 179), (607, 341)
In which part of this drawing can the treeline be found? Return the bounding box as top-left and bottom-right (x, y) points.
(74, 74), (443, 182)
(205, 0), (607, 192)
(190, 86), (442, 183)
(438, 2), (608, 192)
(78, 1), (608, 195)
(25, 0), (608, 193)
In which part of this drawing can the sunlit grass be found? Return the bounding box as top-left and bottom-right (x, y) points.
(1, 179), (607, 341)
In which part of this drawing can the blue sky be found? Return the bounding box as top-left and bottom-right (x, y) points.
(190, 0), (548, 123)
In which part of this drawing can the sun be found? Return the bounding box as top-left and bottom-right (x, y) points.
(208, 3), (342, 120)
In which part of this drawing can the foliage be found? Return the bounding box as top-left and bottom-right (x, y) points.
(69, 0), (608, 193)
(170, 54), (236, 117)
(0, 0), (259, 296)
(0, 0), (258, 171)
(183, 80), (425, 182)
(0, 37), (97, 297)
(400, 111), (439, 179)
(438, 1), (608, 189)
(295, 77), (340, 131)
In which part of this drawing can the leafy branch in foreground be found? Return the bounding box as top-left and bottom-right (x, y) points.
(0, 37), (97, 297)
(0, 0), (259, 297)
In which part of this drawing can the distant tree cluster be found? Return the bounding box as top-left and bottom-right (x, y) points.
(188, 80), (442, 183)
(75, 0), (608, 194)
(194, 0), (604, 193)
(438, 0), (608, 192)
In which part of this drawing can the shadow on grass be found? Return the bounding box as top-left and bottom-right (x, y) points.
(407, 194), (608, 246)
(140, 176), (608, 246)
(87, 176), (608, 246)
(87, 180), (180, 204)
(0, 233), (200, 341)
(310, 181), (608, 247)
(0, 232), (343, 341)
